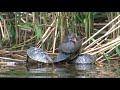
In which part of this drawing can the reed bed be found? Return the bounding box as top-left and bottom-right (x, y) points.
(0, 12), (120, 63)
(82, 13), (120, 63)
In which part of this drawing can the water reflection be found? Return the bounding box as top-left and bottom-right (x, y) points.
(25, 63), (96, 78)
(73, 64), (96, 78)
(74, 64), (96, 71)
(1, 61), (119, 78)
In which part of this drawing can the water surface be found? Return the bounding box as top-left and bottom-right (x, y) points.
(0, 60), (120, 78)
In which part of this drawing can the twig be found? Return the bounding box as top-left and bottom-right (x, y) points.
(0, 50), (26, 54)
(53, 13), (59, 53)
(82, 14), (120, 46)
(96, 43), (120, 61)
(92, 41), (120, 55)
(83, 36), (120, 54)
(98, 54), (119, 63)
(93, 37), (108, 49)
(84, 24), (120, 50)
(37, 18), (56, 46)
(0, 21), (5, 39)
(0, 57), (24, 62)
(38, 27), (55, 48)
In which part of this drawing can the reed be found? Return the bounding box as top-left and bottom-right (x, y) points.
(0, 12), (120, 63)
(82, 14), (120, 62)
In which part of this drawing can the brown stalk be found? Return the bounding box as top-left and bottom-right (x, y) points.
(82, 14), (120, 47)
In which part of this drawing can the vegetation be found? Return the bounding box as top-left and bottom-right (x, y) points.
(0, 12), (120, 64)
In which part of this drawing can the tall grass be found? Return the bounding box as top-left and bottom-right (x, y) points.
(0, 12), (120, 62)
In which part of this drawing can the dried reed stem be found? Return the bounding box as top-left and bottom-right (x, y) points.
(92, 41), (120, 55)
(96, 43), (120, 61)
(84, 36), (120, 54)
(38, 27), (55, 48)
(0, 57), (24, 62)
(37, 18), (56, 46)
(82, 14), (120, 46)
(84, 21), (120, 50)
(0, 21), (5, 39)
(53, 15), (58, 53)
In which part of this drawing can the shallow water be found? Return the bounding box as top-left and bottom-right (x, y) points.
(0, 60), (120, 78)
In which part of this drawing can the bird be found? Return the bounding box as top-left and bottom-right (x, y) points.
(54, 32), (82, 63)
(59, 32), (82, 53)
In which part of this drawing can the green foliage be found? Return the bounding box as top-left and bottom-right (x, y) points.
(11, 23), (16, 45)
(115, 69), (120, 75)
(34, 25), (43, 43)
(72, 12), (95, 39)
(115, 45), (120, 56)
(109, 44), (120, 57)
(17, 23), (33, 29)
(0, 13), (5, 22)
(103, 53), (110, 62)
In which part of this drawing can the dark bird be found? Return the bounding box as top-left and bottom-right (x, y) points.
(59, 32), (82, 53)
(54, 32), (82, 63)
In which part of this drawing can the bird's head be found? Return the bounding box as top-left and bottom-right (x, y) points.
(68, 33), (77, 43)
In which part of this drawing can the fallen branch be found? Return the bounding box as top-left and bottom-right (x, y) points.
(0, 57), (24, 62)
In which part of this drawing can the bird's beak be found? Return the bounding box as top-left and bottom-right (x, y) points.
(73, 37), (77, 43)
